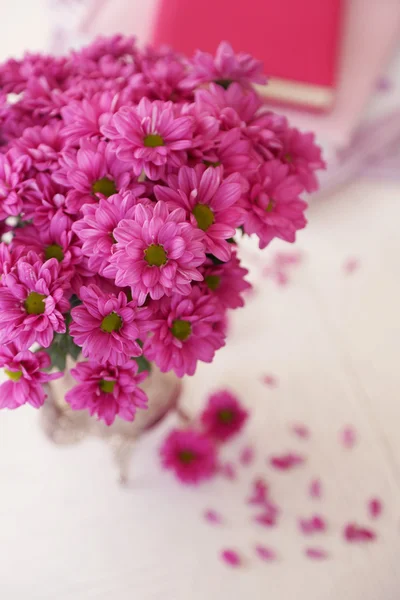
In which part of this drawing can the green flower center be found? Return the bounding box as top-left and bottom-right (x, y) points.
(284, 152), (293, 164)
(218, 409), (234, 423)
(92, 177), (117, 197)
(99, 379), (116, 393)
(45, 244), (64, 262)
(171, 319), (192, 341)
(214, 79), (233, 90)
(205, 275), (221, 291)
(179, 450), (196, 464)
(193, 204), (215, 231)
(101, 312), (122, 333)
(24, 292), (46, 315)
(5, 369), (22, 382)
(144, 134), (164, 148)
(144, 244), (167, 267)
(203, 160), (221, 168)
(265, 199), (274, 213)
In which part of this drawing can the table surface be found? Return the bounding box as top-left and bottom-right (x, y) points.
(1, 177), (400, 600)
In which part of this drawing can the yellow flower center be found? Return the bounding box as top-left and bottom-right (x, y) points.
(5, 369), (22, 382)
(218, 409), (234, 423)
(92, 177), (117, 197)
(171, 319), (192, 341)
(179, 450), (196, 464)
(193, 204), (215, 231)
(203, 160), (221, 168)
(144, 134), (164, 148)
(101, 312), (122, 333)
(24, 292), (46, 315)
(205, 275), (221, 291)
(45, 244), (64, 262)
(99, 379), (116, 393)
(144, 244), (167, 267)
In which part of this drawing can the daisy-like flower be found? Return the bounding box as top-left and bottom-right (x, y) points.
(102, 97), (194, 180)
(200, 390), (248, 442)
(200, 129), (253, 176)
(0, 151), (30, 219)
(10, 121), (65, 172)
(65, 359), (148, 426)
(279, 127), (326, 192)
(109, 201), (206, 305)
(0, 252), (69, 349)
(53, 138), (138, 214)
(200, 250), (251, 309)
(183, 41), (267, 90)
(23, 175), (73, 233)
(155, 165), (243, 261)
(0, 342), (61, 409)
(144, 287), (226, 377)
(72, 191), (147, 276)
(69, 284), (153, 365)
(242, 159), (307, 249)
(160, 428), (217, 484)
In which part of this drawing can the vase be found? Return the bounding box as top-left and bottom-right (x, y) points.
(40, 357), (183, 483)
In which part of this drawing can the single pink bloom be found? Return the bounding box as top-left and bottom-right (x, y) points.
(292, 423), (310, 439)
(0, 342), (61, 410)
(102, 97), (194, 180)
(261, 374), (278, 388)
(199, 128), (253, 176)
(298, 515), (327, 535)
(278, 127), (326, 193)
(343, 257), (360, 275)
(368, 498), (383, 519)
(255, 545), (277, 562)
(160, 428), (217, 485)
(304, 547), (329, 560)
(247, 478), (269, 505)
(218, 462), (237, 480)
(11, 121), (65, 172)
(0, 151), (30, 219)
(239, 445), (255, 466)
(340, 426), (357, 449)
(199, 249), (252, 310)
(155, 164), (243, 262)
(203, 509), (223, 524)
(70, 285), (153, 366)
(200, 390), (248, 442)
(66, 360), (148, 426)
(309, 478), (322, 499)
(109, 201), (205, 305)
(23, 175), (73, 233)
(269, 453), (305, 470)
(221, 549), (242, 567)
(343, 523), (377, 543)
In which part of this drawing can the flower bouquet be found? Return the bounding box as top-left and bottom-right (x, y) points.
(0, 37), (324, 429)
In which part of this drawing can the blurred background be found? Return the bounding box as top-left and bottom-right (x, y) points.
(1, 1), (400, 599)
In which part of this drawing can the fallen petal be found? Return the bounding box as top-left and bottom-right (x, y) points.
(269, 453), (306, 470)
(221, 549), (241, 567)
(344, 523), (377, 542)
(309, 478), (322, 499)
(340, 426), (357, 449)
(255, 545), (277, 562)
(305, 547), (329, 560)
(247, 478), (269, 505)
(239, 445), (255, 466)
(368, 498), (383, 519)
(204, 509), (222, 524)
(219, 462), (237, 480)
(292, 423), (310, 439)
(299, 515), (327, 534)
(261, 374), (278, 388)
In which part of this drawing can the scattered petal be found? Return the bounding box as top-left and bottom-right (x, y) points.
(344, 523), (377, 543)
(221, 549), (242, 567)
(255, 545), (277, 562)
(292, 423), (310, 439)
(219, 461), (237, 480)
(275, 251), (303, 267)
(239, 445), (255, 466)
(340, 426), (357, 449)
(247, 477), (269, 505)
(261, 374), (278, 388)
(299, 515), (327, 534)
(343, 258), (360, 275)
(309, 478), (322, 499)
(368, 498), (383, 519)
(305, 547), (329, 560)
(269, 453), (305, 470)
(204, 509), (223, 524)
(254, 512), (277, 528)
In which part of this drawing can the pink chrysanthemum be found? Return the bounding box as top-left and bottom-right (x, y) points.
(200, 390), (248, 442)
(200, 249), (251, 309)
(0, 252), (69, 349)
(69, 284), (153, 365)
(22, 175), (73, 233)
(279, 127), (326, 192)
(65, 359), (148, 425)
(109, 201), (206, 305)
(160, 428), (217, 484)
(183, 41), (267, 89)
(200, 129), (253, 176)
(72, 191), (147, 276)
(155, 165), (243, 261)
(11, 121), (65, 172)
(0, 151), (30, 219)
(102, 97), (194, 180)
(0, 342), (61, 409)
(53, 139), (138, 214)
(242, 159), (307, 249)
(144, 287), (226, 377)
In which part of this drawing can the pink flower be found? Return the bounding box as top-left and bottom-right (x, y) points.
(144, 288), (226, 377)
(279, 127), (325, 192)
(160, 428), (217, 484)
(200, 128), (253, 176)
(220, 549), (242, 567)
(109, 201), (205, 305)
(141, 53), (192, 102)
(69, 285), (152, 365)
(53, 139), (137, 214)
(242, 160), (307, 249)
(0, 151), (30, 219)
(23, 175), (73, 232)
(269, 453), (305, 470)
(261, 374), (278, 388)
(72, 191), (146, 276)
(11, 121), (65, 172)
(200, 249), (251, 309)
(0, 342), (61, 409)
(368, 498), (383, 519)
(155, 165), (243, 261)
(65, 359), (148, 426)
(0, 252), (69, 349)
(343, 523), (376, 543)
(200, 389), (248, 442)
(184, 41), (267, 89)
(102, 97), (194, 180)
